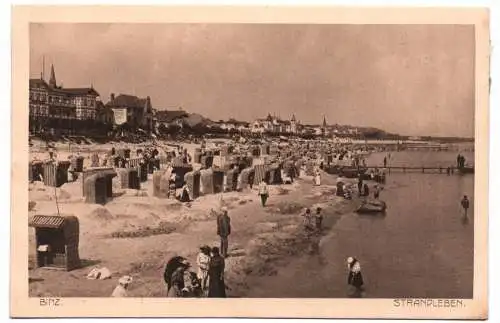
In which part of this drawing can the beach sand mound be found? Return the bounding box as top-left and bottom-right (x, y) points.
(28, 186), (73, 201)
(110, 221), (177, 238)
(254, 222), (279, 233)
(86, 205), (115, 221)
(268, 201), (305, 215)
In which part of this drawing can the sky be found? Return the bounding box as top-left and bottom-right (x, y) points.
(30, 23), (475, 137)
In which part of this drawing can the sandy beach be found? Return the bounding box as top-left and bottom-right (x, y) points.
(28, 140), (358, 298)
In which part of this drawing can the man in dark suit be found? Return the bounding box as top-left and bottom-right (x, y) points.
(217, 207), (231, 258)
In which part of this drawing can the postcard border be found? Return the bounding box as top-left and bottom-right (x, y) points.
(10, 5), (489, 319)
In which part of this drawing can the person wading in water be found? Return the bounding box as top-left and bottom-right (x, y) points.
(357, 174), (363, 196)
(461, 195), (470, 218)
(373, 184), (382, 199)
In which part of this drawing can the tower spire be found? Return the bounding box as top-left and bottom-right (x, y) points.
(49, 64), (56, 87)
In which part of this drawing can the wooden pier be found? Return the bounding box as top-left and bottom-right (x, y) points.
(364, 166), (474, 174)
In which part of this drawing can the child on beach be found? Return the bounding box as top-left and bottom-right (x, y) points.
(301, 208), (315, 233)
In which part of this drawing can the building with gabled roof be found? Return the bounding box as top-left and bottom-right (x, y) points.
(29, 64), (102, 135)
(105, 93), (153, 132)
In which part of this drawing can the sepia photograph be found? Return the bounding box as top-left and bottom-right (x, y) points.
(10, 6), (489, 319)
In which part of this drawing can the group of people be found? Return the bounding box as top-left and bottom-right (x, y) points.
(167, 205), (232, 298)
(163, 246), (227, 298)
(301, 207), (323, 234)
(300, 207), (365, 295)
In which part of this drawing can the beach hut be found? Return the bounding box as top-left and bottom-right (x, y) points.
(138, 162), (148, 182)
(336, 181), (345, 197)
(70, 156), (85, 172)
(184, 171), (201, 199)
(253, 164), (270, 186)
(100, 169), (117, 198)
(42, 161), (71, 187)
(81, 167), (114, 196)
(172, 165), (193, 188)
(84, 174), (107, 204)
(29, 214), (81, 271)
(224, 168), (239, 192)
(30, 160), (44, 183)
(153, 169), (171, 198)
(117, 168), (140, 190)
(213, 170), (225, 193)
(268, 164), (283, 184)
(237, 167), (255, 190)
(200, 169), (214, 195)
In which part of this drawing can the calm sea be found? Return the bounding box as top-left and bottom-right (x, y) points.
(244, 150), (475, 298)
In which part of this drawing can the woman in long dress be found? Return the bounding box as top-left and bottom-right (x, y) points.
(314, 170), (321, 186)
(347, 257), (364, 294)
(197, 246), (211, 296)
(208, 247), (226, 298)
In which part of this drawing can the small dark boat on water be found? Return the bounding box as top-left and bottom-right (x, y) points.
(356, 199), (387, 214)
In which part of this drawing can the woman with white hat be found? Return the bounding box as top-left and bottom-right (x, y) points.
(111, 275), (133, 297)
(346, 257), (364, 294)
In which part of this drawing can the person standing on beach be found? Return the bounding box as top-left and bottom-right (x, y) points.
(217, 207), (231, 258)
(346, 257), (364, 295)
(208, 247), (226, 298)
(461, 195), (470, 218)
(383, 156), (387, 168)
(196, 245), (211, 296)
(258, 180), (269, 207)
(314, 169), (321, 186)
